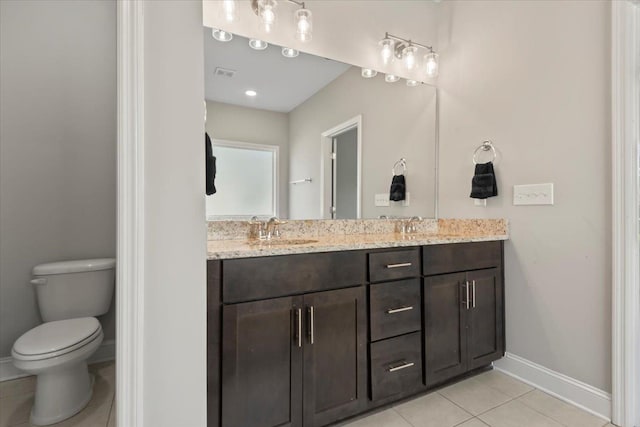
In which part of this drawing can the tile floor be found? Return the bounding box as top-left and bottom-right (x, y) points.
(0, 361), (115, 427)
(0, 364), (615, 427)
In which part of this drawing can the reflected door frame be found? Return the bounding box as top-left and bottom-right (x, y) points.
(319, 115), (362, 219)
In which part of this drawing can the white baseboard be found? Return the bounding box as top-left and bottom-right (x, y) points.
(494, 352), (611, 421)
(0, 339), (115, 382)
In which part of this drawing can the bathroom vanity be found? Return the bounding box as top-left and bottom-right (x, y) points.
(206, 226), (506, 427)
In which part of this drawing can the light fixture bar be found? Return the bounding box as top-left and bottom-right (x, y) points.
(286, 0), (305, 8)
(384, 32), (433, 52)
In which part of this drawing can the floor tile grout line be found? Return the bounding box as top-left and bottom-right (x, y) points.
(514, 391), (609, 427)
(390, 406), (418, 427)
(105, 393), (115, 427)
(436, 389), (496, 418)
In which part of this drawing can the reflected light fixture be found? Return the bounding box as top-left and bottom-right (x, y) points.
(249, 39), (269, 50)
(406, 79), (419, 87)
(222, 0), (236, 22)
(245, 90), (258, 97)
(385, 74), (400, 83)
(212, 28), (233, 42)
(424, 50), (439, 78)
(295, 8), (312, 42)
(258, 0), (277, 33)
(282, 47), (299, 58)
(379, 32), (438, 76)
(361, 68), (378, 78)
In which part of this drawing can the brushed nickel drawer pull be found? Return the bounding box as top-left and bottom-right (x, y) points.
(388, 361), (415, 372)
(386, 262), (412, 269)
(308, 306), (315, 345)
(472, 280), (476, 308)
(296, 308), (302, 348)
(386, 306), (414, 314)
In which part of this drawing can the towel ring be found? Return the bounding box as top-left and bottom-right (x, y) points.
(473, 140), (497, 165)
(392, 158), (407, 176)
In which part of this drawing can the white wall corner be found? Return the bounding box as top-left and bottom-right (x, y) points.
(494, 352), (611, 421)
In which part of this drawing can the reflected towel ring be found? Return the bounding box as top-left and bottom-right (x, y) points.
(392, 158), (407, 176)
(473, 140), (497, 165)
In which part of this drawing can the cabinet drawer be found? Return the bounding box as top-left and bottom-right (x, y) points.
(423, 241), (502, 276)
(370, 332), (423, 402)
(370, 279), (421, 341)
(223, 251), (366, 303)
(369, 249), (421, 283)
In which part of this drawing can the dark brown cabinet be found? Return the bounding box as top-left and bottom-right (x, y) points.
(220, 286), (366, 427)
(424, 267), (503, 387)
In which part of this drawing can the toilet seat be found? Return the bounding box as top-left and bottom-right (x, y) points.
(12, 317), (102, 361)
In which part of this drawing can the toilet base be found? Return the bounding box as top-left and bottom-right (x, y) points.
(30, 364), (95, 426)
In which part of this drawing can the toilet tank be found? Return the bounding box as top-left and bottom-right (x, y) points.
(31, 258), (116, 322)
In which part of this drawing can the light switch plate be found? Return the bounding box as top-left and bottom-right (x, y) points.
(513, 183), (554, 205)
(474, 199), (487, 207)
(375, 193), (390, 207)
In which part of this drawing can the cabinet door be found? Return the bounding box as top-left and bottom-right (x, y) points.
(221, 296), (303, 427)
(303, 287), (367, 427)
(424, 273), (468, 386)
(467, 268), (504, 370)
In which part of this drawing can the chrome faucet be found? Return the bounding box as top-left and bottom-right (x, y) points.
(398, 216), (422, 234)
(249, 216), (286, 240)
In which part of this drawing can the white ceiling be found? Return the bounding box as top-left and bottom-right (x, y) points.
(204, 28), (351, 113)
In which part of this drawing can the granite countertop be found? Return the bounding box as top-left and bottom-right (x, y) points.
(207, 231), (508, 260)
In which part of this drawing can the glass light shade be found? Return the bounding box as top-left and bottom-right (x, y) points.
(212, 28), (233, 42)
(379, 38), (395, 65)
(424, 52), (439, 78)
(361, 68), (378, 78)
(384, 74), (400, 83)
(245, 90), (257, 97)
(222, 0), (236, 22)
(295, 9), (312, 42)
(259, 0), (277, 33)
(406, 79), (419, 87)
(402, 45), (418, 71)
(282, 47), (299, 58)
(249, 39), (268, 50)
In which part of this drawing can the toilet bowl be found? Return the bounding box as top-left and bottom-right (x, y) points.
(12, 317), (104, 426)
(11, 258), (115, 426)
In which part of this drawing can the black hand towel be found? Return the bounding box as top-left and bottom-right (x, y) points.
(206, 133), (217, 195)
(470, 161), (497, 199)
(390, 174), (406, 201)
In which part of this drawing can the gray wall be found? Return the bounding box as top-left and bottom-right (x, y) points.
(335, 128), (358, 219)
(437, 1), (611, 392)
(0, 0), (116, 358)
(288, 67), (437, 219)
(205, 101), (289, 218)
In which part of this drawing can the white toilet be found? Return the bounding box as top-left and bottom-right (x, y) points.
(12, 258), (115, 426)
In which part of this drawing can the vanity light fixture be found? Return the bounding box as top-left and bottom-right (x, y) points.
(361, 68), (378, 78)
(379, 32), (438, 76)
(249, 39), (269, 50)
(281, 47), (299, 58)
(245, 90), (258, 97)
(248, 0), (313, 41)
(212, 28), (233, 42)
(222, 0), (237, 22)
(385, 74), (400, 83)
(406, 79), (419, 87)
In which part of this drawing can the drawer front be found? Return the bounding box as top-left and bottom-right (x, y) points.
(370, 332), (423, 402)
(423, 241), (502, 276)
(370, 279), (421, 341)
(369, 249), (421, 283)
(223, 251), (366, 303)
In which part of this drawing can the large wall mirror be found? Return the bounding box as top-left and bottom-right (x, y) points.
(204, 28), (438, 220)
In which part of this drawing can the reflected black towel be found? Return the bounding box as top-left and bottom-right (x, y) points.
(470, 161), (497, 199)
(206, 133), (217, 195)
(390, 174), (406, 201)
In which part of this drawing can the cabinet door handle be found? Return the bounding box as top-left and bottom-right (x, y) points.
(296, 308), (302, 348)
(388, 361), (415, 372)
(472, 280), (476, 308)
(386, 306), (414, 314)
(307, 306), (315, 345)
(463, 281), (470, 310)
(386, 262), (412, 269)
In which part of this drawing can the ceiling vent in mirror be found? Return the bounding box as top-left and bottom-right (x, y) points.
(214, 67), (236, 78)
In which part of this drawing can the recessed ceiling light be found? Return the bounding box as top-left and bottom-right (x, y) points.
(361, 68), (378, 78)
(212, 28), (233, 42)
(406, 79), (419, 87)
(281, 47), (299, 58)
(385, 74), (400, 83)
(245, 90), (257, 97)
(249, 39), (268, 50)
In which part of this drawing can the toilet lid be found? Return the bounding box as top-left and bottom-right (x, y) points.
(13, 317), (102, 359)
